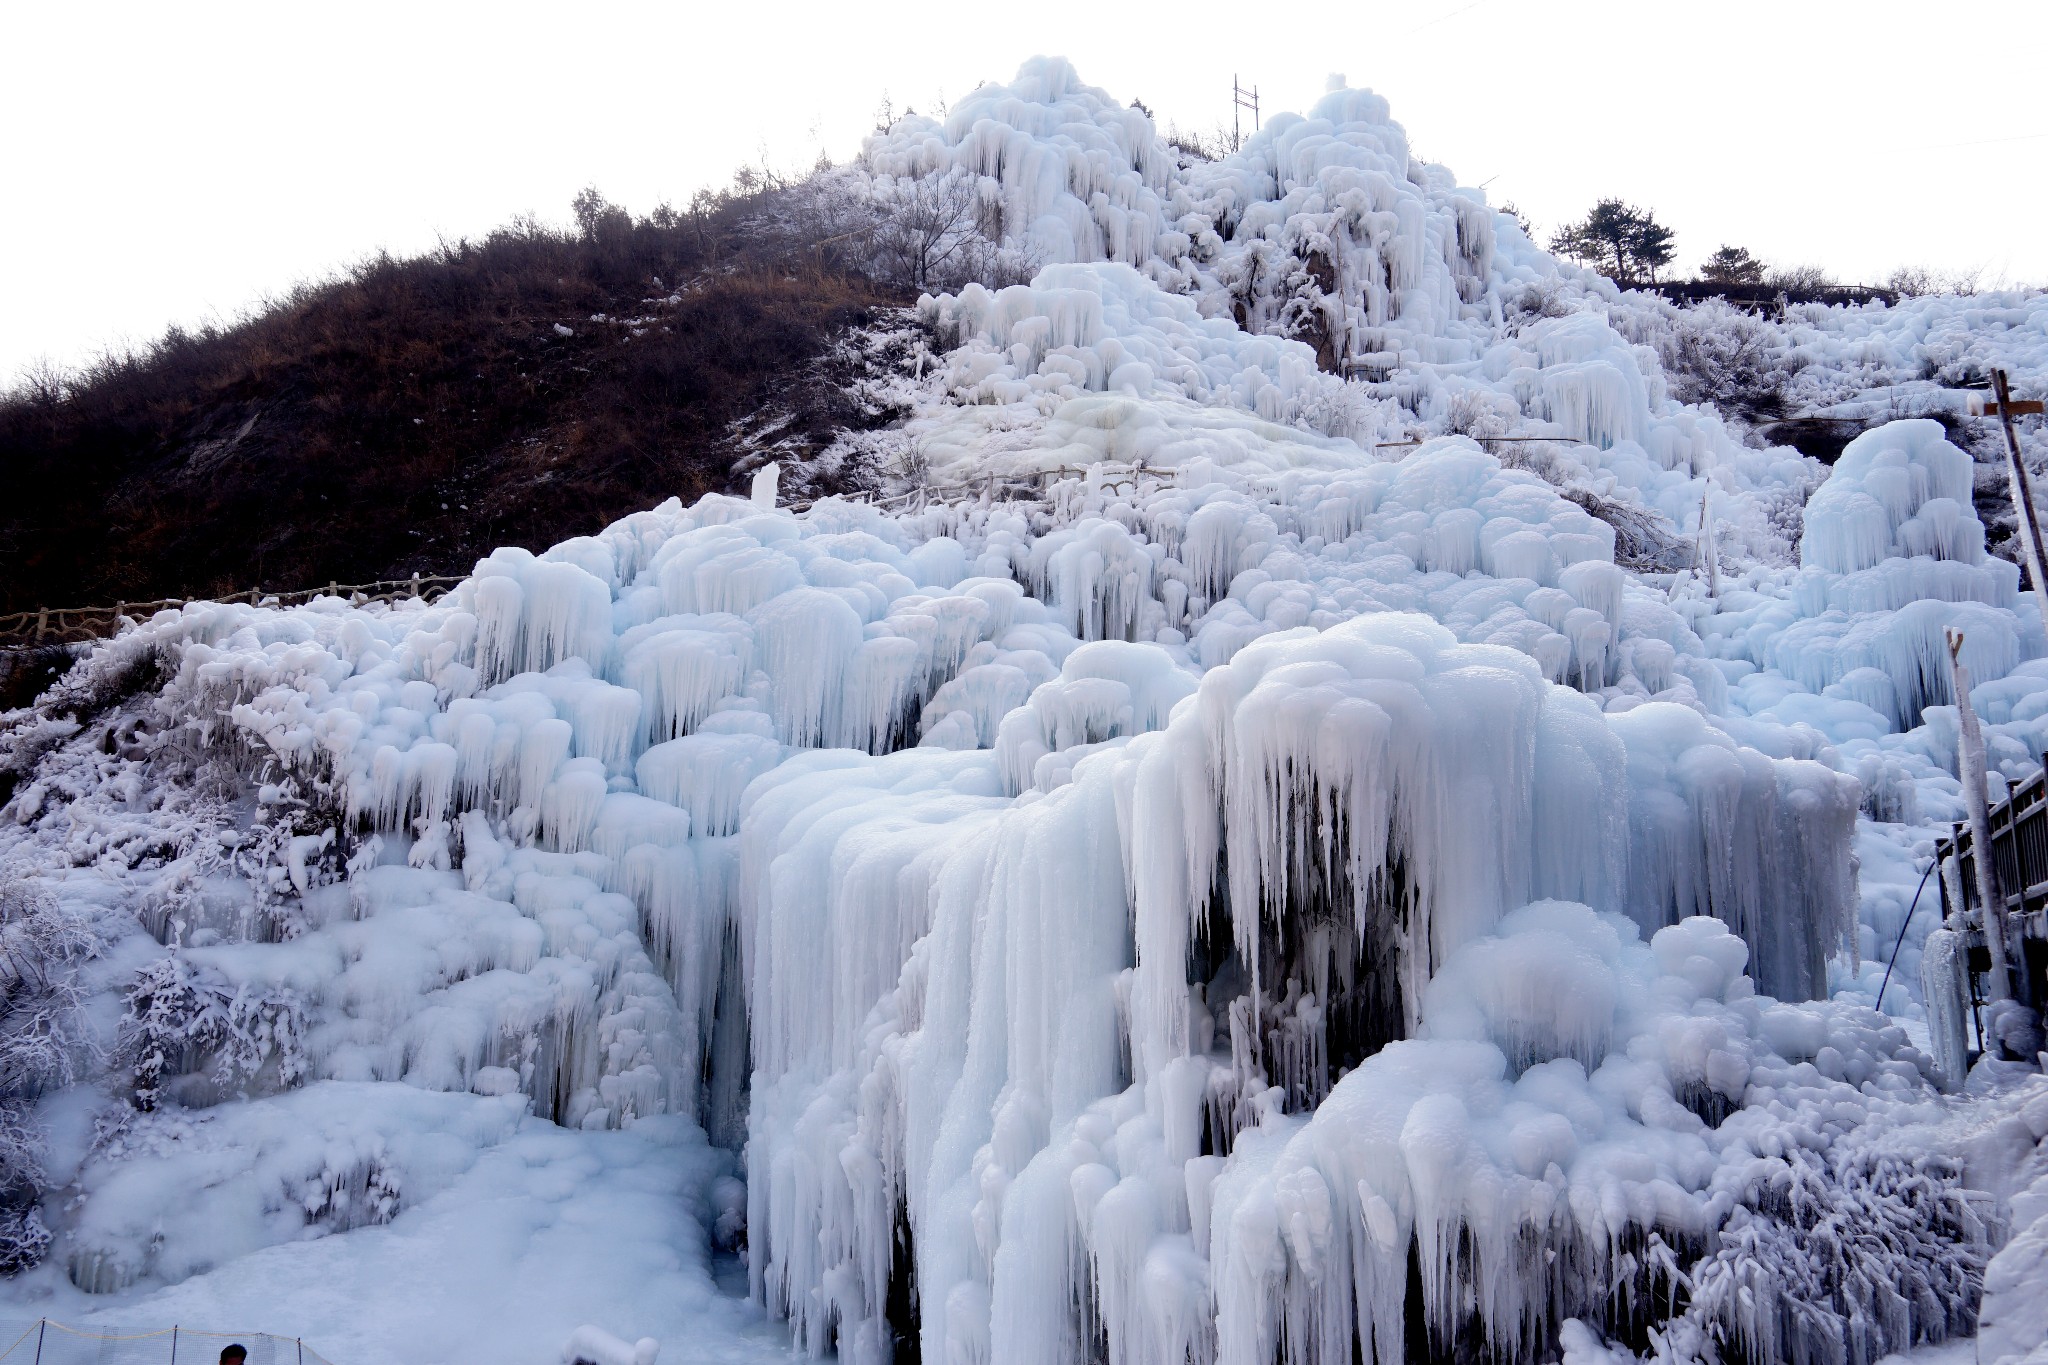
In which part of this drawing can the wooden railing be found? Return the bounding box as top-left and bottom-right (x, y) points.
(0, 575), (469, 647)
(2, 461), (1224, 650)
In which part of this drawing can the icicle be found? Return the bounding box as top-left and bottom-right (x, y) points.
(1918, 927), (1969, 1089)
(752, 462), (781, 509)
(1698, 484), (1721, 598)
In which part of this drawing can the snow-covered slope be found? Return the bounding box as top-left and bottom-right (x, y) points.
(6, 55), (2048, 1365)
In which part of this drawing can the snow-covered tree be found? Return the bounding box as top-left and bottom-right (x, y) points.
(119, 953), (306, 1111)
(0, 876), (100, 1271)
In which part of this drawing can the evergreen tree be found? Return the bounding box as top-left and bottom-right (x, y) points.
(1701, 244), (1767, 286)
(1549, 199), (1676, 286)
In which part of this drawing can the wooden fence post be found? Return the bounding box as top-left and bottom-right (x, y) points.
(1950, 627), (2020, 1005)
(34, 610), (47, 641)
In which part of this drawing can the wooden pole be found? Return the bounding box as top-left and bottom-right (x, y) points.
(1993, 368), (2048, 643)
(1698, 485), (1721, 597)
(1950, 626), (2019, 1005)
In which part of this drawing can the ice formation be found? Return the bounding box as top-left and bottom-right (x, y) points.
(6, 52), (2048, 1365)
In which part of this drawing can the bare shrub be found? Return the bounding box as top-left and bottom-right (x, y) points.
(1887, 265), (1983, 298)
(1660, 301), (1799, 424)
(1767, 263), (1835, 294)
(871, 171), (1034, 293)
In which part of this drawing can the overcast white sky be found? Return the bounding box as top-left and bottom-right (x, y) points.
(6, 0), (2044, 384)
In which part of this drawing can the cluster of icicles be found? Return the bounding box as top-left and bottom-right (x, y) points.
(124, 450), (1913, 1363)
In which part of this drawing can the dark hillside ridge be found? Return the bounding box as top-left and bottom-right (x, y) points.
(0, 205), (912, 617)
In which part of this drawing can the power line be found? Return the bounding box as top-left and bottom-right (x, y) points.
(1913, 129), (2048, 151)
(1399, 0), (1492, 39)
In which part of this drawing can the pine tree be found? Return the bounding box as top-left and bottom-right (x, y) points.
(1630, 213), (1676, 283)
(1701, 244), (1767, 286)
(1549, 200), (1676, 286)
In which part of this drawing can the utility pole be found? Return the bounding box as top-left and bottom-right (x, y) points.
(1991, 368), (2048, 642)
(1232, 75), (1259, 150)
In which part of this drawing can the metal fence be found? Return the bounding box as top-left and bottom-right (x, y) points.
(0, 1321), (333, 1365)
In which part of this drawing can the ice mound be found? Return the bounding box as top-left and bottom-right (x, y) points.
(1980, 1080), (2048, 1365)
(0, 416), (1992, 1364)
(923, 263), (1330, 419)
(1800, 419), (1985, 574)
(734, 608), (1858, 1363)
(1202, 909), (1960, 1365)
(32, 1108), (774, 1365)
(66, 1085), (526, 1294)
(850, 57), (1827, 562)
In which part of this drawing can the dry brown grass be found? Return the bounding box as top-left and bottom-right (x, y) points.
(0, 208), (904, 615)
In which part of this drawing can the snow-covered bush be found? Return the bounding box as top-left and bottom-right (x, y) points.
(1648, 1143), (1989, 1364)
(118, 953), (307, 1110)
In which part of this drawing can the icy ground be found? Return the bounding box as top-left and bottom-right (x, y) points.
(2, 1100), (795, 1365)
(7, 56), (2048, 1365)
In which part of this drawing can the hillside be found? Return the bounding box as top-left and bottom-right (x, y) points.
(0, 208), (909, 616)
(6, 56), (2048, 1365)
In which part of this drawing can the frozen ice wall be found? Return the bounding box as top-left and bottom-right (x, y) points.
(0, 439), (1884, 1362)
(6, 52), (2046, 1365)
(1800, 419), (1986, 574)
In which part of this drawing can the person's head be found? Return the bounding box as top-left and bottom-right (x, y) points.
(220, 1347), (247, 1365)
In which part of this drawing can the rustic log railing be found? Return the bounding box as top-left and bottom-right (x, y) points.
(2, 459), (1238, 650)
(1935, 764), (2048, 1024)
(0, 575), (469, 648)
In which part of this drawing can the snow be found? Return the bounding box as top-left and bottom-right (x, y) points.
(1972, 1077), (2048, 1365)
(6, 51), (2048, 1365)
(3, 1096), (796, 1365)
